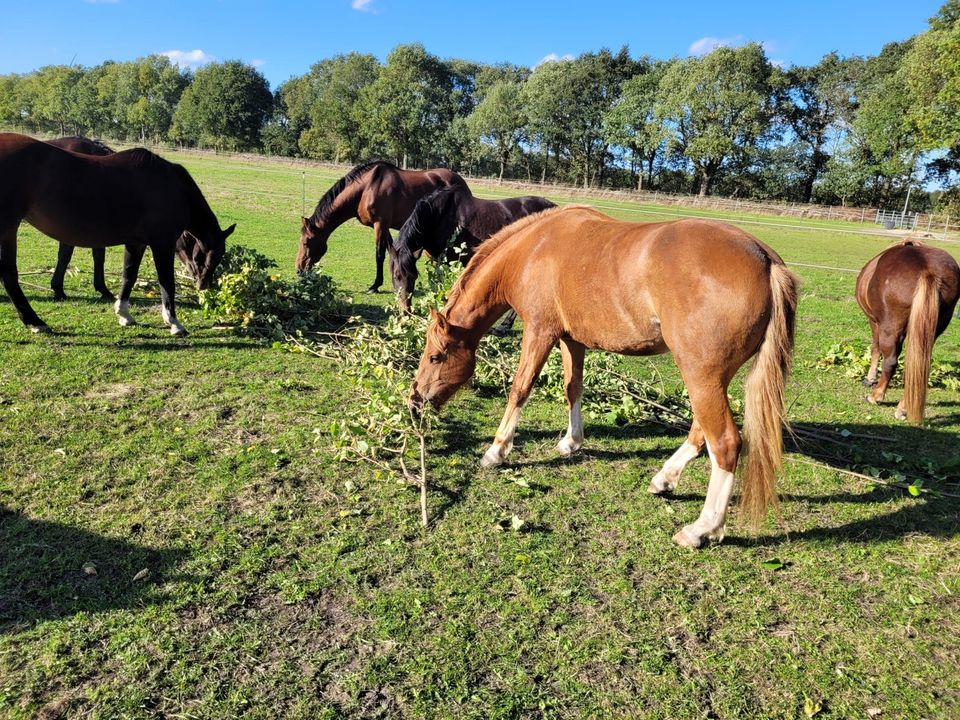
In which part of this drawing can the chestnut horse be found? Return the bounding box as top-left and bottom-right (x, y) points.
(857, 240), (960, 423)
(45, 136), (116, 301)
(295, 160), (466, 292)
(410, 207), (797, 548)
(0, 133), (234, 334)
(389, 185), (554, 312)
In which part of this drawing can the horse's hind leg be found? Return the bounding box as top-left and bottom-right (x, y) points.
(481, 330), (556, 468)
(864, 320), (881, 387)
(0, 226), (48, 331)
(91, 248), (114, 301)
(867, 329), (902, 407)
(51, 242), (74, 300)
(648, 420), (704, 494)
(672, 381), (741, 549)
(556, 338), (585, 456)
(114, 243), (145, 327)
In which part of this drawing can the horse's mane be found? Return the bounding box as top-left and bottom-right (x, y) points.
(113, 147), (165, 168)
(444, 204), (581, 309)
(310, 159), (397, 224)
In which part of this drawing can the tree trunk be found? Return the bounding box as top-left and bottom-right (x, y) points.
(498, 154), (505, 184)
(646, 154), (656, 191)
(541, 145), (548, 183)
(698, 167), (713, 197)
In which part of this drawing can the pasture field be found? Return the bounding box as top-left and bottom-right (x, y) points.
(2, 152), (959, 719)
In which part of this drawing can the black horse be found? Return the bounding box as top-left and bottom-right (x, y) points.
(0, 133), (233, 335)
(390, 185), (555, 312)
(45, 136), (116, 301)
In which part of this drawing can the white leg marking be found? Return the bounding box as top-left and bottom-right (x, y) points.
(556, 399), (584, 456)
(648, 440), (700, 494)
(673, 442), (735, 549)
(114, 299), (136, 327)
(481, 404), (523, 468)
(161, 304), (187, 336)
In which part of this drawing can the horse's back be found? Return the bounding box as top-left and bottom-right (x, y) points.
(863, 243), (960, 324)
(501, 209), (780, 360)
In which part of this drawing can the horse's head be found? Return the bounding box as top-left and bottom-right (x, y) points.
(296, 216), (329, 272)
(409, 308), (477, 416)
(177, 223), (234, 289)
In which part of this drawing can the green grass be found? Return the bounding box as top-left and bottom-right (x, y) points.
(2, 152), (959, 719)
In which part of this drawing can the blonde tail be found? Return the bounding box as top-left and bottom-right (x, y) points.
(903, 274), (939, 424)
(741, 263), (798, 528)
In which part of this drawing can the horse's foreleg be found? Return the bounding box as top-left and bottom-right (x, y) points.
(481, 331), (555, 468)
(672, 383), (741, 549)
(864, 321), (881, 387)
(367, 223), (390, 294)
(648, 420), (704, 494)
(0, 228), (48, 331)
(556, 338), (585, 456)
(51, 243), (74, 300)
(151, 246), (186, 336)
(91, 248), (114, 301)
(114, 243), (145, 327)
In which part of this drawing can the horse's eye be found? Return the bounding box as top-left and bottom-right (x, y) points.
(429, 353), (444, 364)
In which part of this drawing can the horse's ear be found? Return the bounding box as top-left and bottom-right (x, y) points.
(223, 223), (236, 240)
(430, 307), (448, 331)
(301, 216), (313, 231)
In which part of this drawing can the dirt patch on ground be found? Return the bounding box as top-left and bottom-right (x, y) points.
(83, 382), (138, 400)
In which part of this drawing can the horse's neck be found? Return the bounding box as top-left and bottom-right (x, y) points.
(446, 253), (512, 345)
(314, 183), (363, 232)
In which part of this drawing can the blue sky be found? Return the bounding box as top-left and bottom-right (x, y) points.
(0, 0), (944, 88)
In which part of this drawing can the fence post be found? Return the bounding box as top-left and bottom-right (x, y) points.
(301, 172), (306, 218)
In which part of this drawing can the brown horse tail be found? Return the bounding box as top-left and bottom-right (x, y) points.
(741, 262), (798, 529)
(903, 274), (940, 423)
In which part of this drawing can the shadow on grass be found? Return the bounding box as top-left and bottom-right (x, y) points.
(0, 507), (191, 630)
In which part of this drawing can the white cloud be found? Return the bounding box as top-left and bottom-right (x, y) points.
(688, 36), (743, 56)
(250, 58), (266, 68)
(533, 52), (574, 69)
(352, 0), (376, 12)
(161, 49), (215, 70)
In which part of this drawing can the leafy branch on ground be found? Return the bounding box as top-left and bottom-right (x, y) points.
(815, 341), (960, 391)
(199, 245), (350, 339)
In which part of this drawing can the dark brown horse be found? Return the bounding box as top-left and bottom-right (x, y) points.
(857, 240), (960, 422)
(389, 185), (555, 311)
(45, 136), (116, 301)
(0, 133), (234, 335)
(410, 207), (797, 548)
(295, 160), (466, 292)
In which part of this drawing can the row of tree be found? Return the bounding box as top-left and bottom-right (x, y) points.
(1, 1), (958, 211)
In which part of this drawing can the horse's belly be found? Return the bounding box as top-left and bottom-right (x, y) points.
(25, 211), (117, 248)
(571, 314), (667, 356)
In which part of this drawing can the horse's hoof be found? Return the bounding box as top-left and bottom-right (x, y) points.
(170, 324), (188, 337)
(864, 394), (878, 405)
(862, 377), (877, 388)
(365, 286), (381, 295)
(647, 473), (676, 495)
(99, 292), (116, 302)
(117, 316), (136, 327)
(51, 292), (68, 302)
(672, 526), (704, 549)
(894, 406), (908, 421)
(481, 449), (504, 468)
(556, 437), (582, 457)
(28, 324), (52, 334)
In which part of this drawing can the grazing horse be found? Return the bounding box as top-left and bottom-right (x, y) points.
(295, 160), (466, 292)
(45, 136), (116, 301)
(410, 207), (797, 548)
(389, 185), (555, 312)
(0, 133), (234, 335)
(856, 240), (960, 423)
